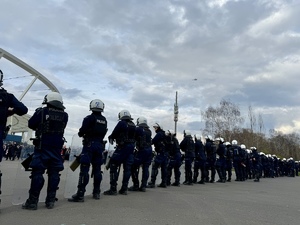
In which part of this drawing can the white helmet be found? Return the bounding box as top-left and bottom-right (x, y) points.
(43, 92), (65, 109)
(118, 109), (132, 120)
(165, 130), (173, 136)
(90, 99), (104, 112)
(240, 144), (246, 149)
(225, 141), (231, 146)
(205, 135), (213, 141)
(153, 122), (163, 130)
(137, 116), (148, 126)
(184, 130), (191, 136)
(194, 134), (202, 140)
(215, 137), (224, 143)
(231, 140), (238, 145)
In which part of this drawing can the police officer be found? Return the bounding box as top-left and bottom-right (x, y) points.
(68, 99), (107, 202)
(215, 137), (226, 183)
(0, 69), (28, 204)
(22, 92), (68, 210)
(230, 140), (242, 181)
(193, 134), (207, 184)
(128, 116), (152, 192)
(180, 130), (195, 185)
(147, 123), (169, 188)
(204, 135), (217, 183)
(166, 130), (182, 186)
(239, 144), (247, 181)
(225, 142), (233, 182)
(250, 147), (261, 182)
(104, 110), (136, 195)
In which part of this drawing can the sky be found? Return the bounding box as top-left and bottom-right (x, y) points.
(1, 0), (300, 145)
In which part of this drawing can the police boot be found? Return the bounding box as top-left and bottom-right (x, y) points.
(45, 193), (58, 209)
(171, 181), (180, 186)
(158, 183), (167, 188)
(139, 185), (146, 192)
(147, 180), (156, 188)
(128, 184), (139, 191)
(22, 195), (38, 210)
(193, 177), (198, 184)
(104, 186), (117, 196)
(92, 190), (101, 200)
(197, 180), (205, 184)
(68, 191), (85, 202)
(68, 173), (86, 202)
(118, 184), (128, 195)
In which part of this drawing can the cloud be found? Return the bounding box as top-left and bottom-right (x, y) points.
(1, 0), (300, 144)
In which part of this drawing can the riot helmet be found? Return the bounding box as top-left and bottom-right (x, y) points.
(137, 116), (148, 126)
(194, 134), (201, 141)
(215, 137), (224, 143)
(240, 144), (246, 149)
(205, 135), (213, 141)
(118, 109), (132, 120)
(183, 130), (191, 137)
(42, 92), (65, 109)
(90, 99), (104, 112)
(231, 140), (238, 145)
(153, 122), (163, 131)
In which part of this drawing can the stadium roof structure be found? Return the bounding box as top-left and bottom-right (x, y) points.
(0, 48), (60, 135)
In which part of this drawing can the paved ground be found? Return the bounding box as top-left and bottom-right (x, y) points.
(1, 160), (300, 225)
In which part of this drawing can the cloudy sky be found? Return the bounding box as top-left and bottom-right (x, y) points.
(1, 0), (300, 144)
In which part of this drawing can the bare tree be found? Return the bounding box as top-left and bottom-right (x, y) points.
(201, 99), (244, 140)
(248, 105), (257, 144)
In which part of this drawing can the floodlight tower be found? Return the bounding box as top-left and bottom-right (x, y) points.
(174, 91), (178, 134)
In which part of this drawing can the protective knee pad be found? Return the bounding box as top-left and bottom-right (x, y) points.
(29, 171), (45, 197)
(110, 163), (119, 188)
(78, 170), (89, 190)
(92, 164), (102, 191)
(47, 171), (60, 193)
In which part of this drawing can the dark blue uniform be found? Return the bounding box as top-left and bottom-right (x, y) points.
(251, 149), (261, 182)
(25, 105), (68, 209)
(0, 88), (28, 161)
(205, 140), (217, 182)
(180, 134), (195, 185)
(231, 144), (243, 181)
(0, 86), (28, 203)
(69, 111), (107, 201)
(193, 138), (207, 184)
(129, 124), (152, 191)
(225, 144), (233, 181)
(148, 127), (169, 188)
(166, 135), (182, 186)
(104, 119), (136, 195)
(216, 142), (227, 182)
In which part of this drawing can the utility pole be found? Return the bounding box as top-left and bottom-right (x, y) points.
(174, 91), (178, 134)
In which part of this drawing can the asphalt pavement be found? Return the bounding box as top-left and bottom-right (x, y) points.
(0, 160), (300, 225)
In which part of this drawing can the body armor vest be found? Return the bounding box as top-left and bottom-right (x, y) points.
(136, 127), (151, 150)
(185, 136), (194, 153)
(116, 120), (136, 145)
(85, 114), (107, 140)
(41, 108), (66, 134)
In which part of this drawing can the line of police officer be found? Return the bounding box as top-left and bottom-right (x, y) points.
(1, 69), (298, 211)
